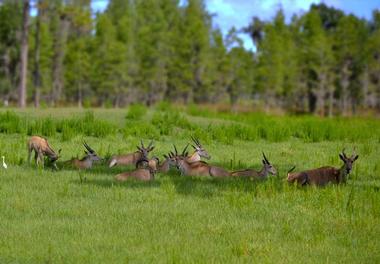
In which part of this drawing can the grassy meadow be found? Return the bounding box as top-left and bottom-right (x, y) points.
(0, 105), (379, 263)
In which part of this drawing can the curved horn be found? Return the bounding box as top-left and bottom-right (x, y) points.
(341, 148), (347, 159)
(83, 142), (94, 153)
(148, 140), (154, 149)
(351, 146), (357, 159)
(173, 145), (178, 155)
(191, 136), (201, 147)
(182, 143), (189, 156)
(262, 152), (269, 164)
(140, 140), (145, 149)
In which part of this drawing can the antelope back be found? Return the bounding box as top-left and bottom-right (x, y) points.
(231, 169), (260, 178)
(115, 169), (152, 182)
(29, 136), (60, 161)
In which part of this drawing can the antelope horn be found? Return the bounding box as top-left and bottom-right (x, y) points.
(182, 143), (189, 156)
(341, 148), (347, 159)
(83, 142), (94, 153)
(148, 140), (154, 149)
(351, 146), (357, 159)
(140, 140), (145, 149)
(191, 136), (201, 146)
(262, 152), (269, 164)
(173, 145), (178, 155)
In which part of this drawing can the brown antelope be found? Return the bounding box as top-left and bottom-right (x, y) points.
(65, 142), (102, 169)
(148, 156), (160, 172)
(115, 158), (155, 182)
(109, 141), (154, 168)
(156, 153), (178, 173)
(172, 145), (230, 178)
(287, 149), (359, 186)
(231, 152), (277, 179)
(186, 136), (211, 163)
(27, 136), (61, 169)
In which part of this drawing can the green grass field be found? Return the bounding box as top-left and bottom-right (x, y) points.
(0, 106), (379, 263)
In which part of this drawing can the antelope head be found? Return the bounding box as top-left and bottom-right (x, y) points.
(339, 149), (359, 174)
(148, 156), (160, 172)
(83, 142), (102, 162)
(50, 148), (62, 162)
(163, 152), (177, 167)
(172, 144), (189, 168)
(191, 136), (210, 159)
(137, 140), (154, 159)
(262, 152), (277, 175)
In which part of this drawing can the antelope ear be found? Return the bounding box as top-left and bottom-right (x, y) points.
(339, 154), (346, 162)
(353, 155), (359, 161)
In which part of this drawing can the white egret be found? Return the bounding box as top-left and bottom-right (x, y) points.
(2, 156), (7, 169)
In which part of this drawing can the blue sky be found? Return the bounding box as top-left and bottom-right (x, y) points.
(91, 0), (380, 51)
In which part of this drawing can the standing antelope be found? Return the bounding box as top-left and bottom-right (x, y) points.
(186, 136), (211, 163)
(287, 149), (359, 186)
(231, 152), (277, 179)
(172, 145), (230, 178)
(66, 142), (102, 169)
(27, 136), (61, 169)
(109, 141), (154, 168)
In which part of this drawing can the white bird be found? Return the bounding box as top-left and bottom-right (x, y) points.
(2, 156), (7, 169)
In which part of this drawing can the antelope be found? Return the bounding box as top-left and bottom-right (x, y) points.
(115, 158), (155, 182)
(27, 136), (61, 169)
(148, 156), (160, 172)
(186, 136), (211, 163)
(66, 142), (102, 169)
(156, 153), (178, 173)
(109, 141), (154, 168)
(287, 149), (359, 186)
(172, 145), (230, 178)
(231, 152), (277, 179)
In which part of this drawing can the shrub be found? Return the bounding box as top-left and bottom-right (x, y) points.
(126, 104), (147, 121)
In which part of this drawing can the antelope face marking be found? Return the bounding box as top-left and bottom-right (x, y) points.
(339, 152), (359, 174)
(195, 146), (211, 160)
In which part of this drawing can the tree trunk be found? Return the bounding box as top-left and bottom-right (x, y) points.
(33, 1), (41, 108)
(315, 71), (327, 116)
(77, 83), (82, 108)
(340, 60), (351, 116)
(18, 0), (30, 108)
(51, 14), (70, 106)
(328, 84), (334, 117)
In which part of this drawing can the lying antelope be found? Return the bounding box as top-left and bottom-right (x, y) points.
(115, 158), (155, 182)
(231, 152), (277, 179)
(27, 136), (61, 169)
(186, 136), (211, 163)
(287, 149), (358, 186)
(172, 145), (230, 178)
(156, 153), (179, 173)
(109, 141), (154, 168)
(65, 142), (102, 169)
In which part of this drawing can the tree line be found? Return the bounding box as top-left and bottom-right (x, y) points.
(0, 0), (379, 115)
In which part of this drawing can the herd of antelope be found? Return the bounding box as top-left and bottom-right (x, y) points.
(27, 135), (359, 187)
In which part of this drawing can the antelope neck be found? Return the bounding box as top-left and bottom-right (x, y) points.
(188, 152), (200, 162)
(258, 167), (267, 178)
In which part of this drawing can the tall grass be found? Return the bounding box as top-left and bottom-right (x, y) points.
(125, 104), (147, 121)
(1, 107), (379, 143)
(0, 111), (117, 140)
